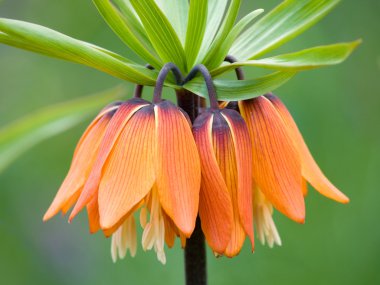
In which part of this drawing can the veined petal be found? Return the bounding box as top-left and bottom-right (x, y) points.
(102, 201), (143, 237)
(155, 101), (201, 237)
(265, 94), (349, 203)
(302, 178), (308, 196)
(162, 211), (177, 249)
(222, 109), (254, 250)
(193, 111), (233, 254)
(99, 105), (156, 230)
(69, 98), (149, 220)
(87, 196), (100, 234)
(239, 97), (305, 223)
(71, 101), (121, 158)
(43, 112), (113, 221)
(212, 112), (247, 257)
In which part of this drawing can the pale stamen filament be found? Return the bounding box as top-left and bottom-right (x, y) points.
(141, 188), (167, 264)
(111, 215), (137, 262)
(254, 188), (282, 248)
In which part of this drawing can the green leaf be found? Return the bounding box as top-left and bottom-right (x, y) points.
(230, 0), (341, 60)
(205, 9), (264, 72)
(184, 71), (296, 101)
(93, 0), (162, 68)
(0, 86), (125, 173)
(196, 0), (228, 63)
(0, 18), (157, 85)
(0, 31), (62, 59)
(155, 0), (189, 45)
(113, 0), (154, 48)
(130, 0), (186, 71)
(202, 0), (242, 69)
(1, 31), (134, 63)
(185, 0), (208, 69)
(1, 30), (134, 63)
(212, 40), (361, 76)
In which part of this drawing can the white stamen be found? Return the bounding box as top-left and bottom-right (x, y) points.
(141, 189), (167, 264)
(253, 189), (282, 248)
(110, 215), (137, 262)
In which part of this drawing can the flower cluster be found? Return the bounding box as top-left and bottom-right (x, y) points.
(44, 64), (348, 264)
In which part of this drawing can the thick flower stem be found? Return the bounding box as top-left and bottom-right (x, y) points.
(184, 218), (207, 285)
(176, 89), (207, 285)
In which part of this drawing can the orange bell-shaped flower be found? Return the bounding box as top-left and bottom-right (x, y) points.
(193, 108), (254, 257)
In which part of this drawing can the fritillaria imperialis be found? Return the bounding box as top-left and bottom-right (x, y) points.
(0, 0), (359, 284)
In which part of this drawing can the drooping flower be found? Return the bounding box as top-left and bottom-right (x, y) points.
(264, 94), (349, 203)
(44, 97), (201, 264)
(239, 95), (349, 246)
(192, 103), (253, 257)
(43, 101), (122, 227)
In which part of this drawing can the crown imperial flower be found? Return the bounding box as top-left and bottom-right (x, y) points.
(44, 85), (201, 263)
(193, 107), (254, 257)
(43, 56), (350, 267)
(0, 1), (357, 283)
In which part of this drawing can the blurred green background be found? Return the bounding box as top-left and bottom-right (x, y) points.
(0, 0), (379, 284)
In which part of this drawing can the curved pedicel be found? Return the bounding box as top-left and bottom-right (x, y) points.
(153, 62), (185, 104)
(223, 55), (245, 111)
(184, 64), (219, 110)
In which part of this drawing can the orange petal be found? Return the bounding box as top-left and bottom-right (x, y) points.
(70, 102), (121, 158)
(162, 211), (177, 248)
(102, 202), (143, 237)
(155, 101), (201, 237)
(98, 105), (156, 230)
(222, 109), (254, 251)
(302, 178), (308, 196)
(193, 111), (233, 254)
(43, 112), (112, 221)
(239, 97), (305, 223)
(265, 94), (349, 203)
(212, 112), (247, 257)
(87, 196), (100, 234)
(69, 99), (149, 220)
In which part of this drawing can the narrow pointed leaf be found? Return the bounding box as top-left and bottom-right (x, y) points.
(0, 86), (124, 173)
(185, 0), (208, 68)
(0, 18), (158, 84)
(213, 41), (361, 76)
(184, 72), (296, 101)
(93, 0), (162, 68)
(130, 0), (186, 71)
(196, 0), (228, 63)
(112, 0), (154, 48)
(230, 0), (341, 60)
(202, 0), (241, 69)
(203, 9), (264, 70)
(0, 31), (61, 59)
(155, 0), (189, 45)
(1, 31), (128, 63)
